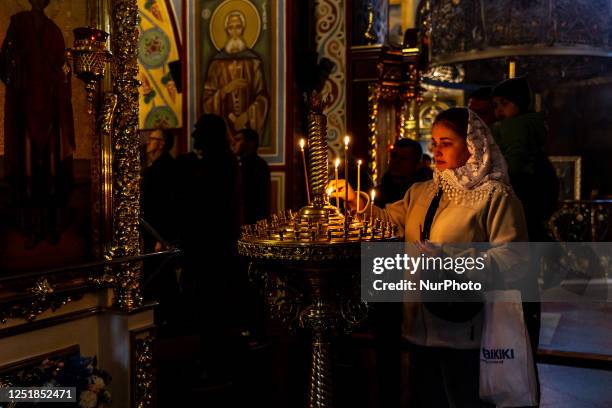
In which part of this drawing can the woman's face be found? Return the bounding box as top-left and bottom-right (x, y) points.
(431, 123), (470, 171)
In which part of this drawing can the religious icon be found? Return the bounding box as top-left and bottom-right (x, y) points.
(201, 0), (270, 141)
(0, 0), (75, 249)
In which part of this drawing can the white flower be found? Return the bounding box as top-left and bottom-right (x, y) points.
(79, 390), (98, 408)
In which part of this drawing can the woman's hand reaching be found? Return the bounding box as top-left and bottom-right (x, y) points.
(327, 179), (357, 208)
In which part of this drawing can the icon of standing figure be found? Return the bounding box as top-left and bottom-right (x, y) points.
(0, 0), (75, 248)
(202, 0), (269, 144)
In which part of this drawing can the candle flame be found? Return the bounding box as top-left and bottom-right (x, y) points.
(344, 135), (350, 147)
(335, 158), (340, 168)
(299, 138), (305, 150)
(357, 159), (362, 166)
(371, 189), (376, 200)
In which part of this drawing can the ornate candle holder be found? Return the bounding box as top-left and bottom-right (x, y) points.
(238, 91), (398, 408)
(70, 27), (112, 114)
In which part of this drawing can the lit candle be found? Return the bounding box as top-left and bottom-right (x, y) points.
(343, 136), (350, 215)
(509, 59), (516, 79)
(299, 138), (311, 205)
(356, 159), (362, 214)
(370, 189), (376, 222)
(334, 158), (340, 211)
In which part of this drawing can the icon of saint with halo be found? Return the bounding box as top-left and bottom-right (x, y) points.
(202, 0), (269, 141)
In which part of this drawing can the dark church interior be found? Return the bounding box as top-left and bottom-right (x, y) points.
(0, 0), (611, 407)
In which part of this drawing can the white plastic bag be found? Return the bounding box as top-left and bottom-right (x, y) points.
(479, 290), (538, 407)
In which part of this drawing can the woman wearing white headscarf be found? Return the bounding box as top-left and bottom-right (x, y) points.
(333, 108), (539, 407)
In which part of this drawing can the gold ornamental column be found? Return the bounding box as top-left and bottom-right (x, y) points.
(110, 0), (142, 310)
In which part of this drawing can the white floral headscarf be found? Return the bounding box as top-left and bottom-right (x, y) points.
(432, 109), (511, 204)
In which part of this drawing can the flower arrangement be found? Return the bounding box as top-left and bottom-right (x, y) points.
(2, 354), (111, 407)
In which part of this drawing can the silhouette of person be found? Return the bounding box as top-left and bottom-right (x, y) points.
(232, 128), (270, 224)
(175, 114), (242, 382)
(467, 87), (496, 127)
(140, 128), (180, 326)
(375, 138), (433, 207)
(141, 128), (177, 251)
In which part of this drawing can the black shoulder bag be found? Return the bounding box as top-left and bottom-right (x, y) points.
(421, 189), (484, 323)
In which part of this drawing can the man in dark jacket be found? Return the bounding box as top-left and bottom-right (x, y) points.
(231, 128), (270, 344)
(232, 128), (271, 224)
(467, 87), (496, 127)
(375, 138), (432, 207)
(140, 129), (180, 326)
(141, 129), (177, 250)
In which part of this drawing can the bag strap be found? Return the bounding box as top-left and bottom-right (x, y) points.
(422, 188), (442, 241)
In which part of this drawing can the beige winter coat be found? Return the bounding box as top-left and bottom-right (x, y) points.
(371, 179), (529, 348)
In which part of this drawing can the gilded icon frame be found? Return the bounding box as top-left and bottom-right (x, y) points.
(550, 155), (581, 201)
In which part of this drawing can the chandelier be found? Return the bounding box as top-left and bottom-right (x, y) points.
(418, 0), (612, 87)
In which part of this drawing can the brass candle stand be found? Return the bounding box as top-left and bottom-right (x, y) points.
(238, 92), (397, 408)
